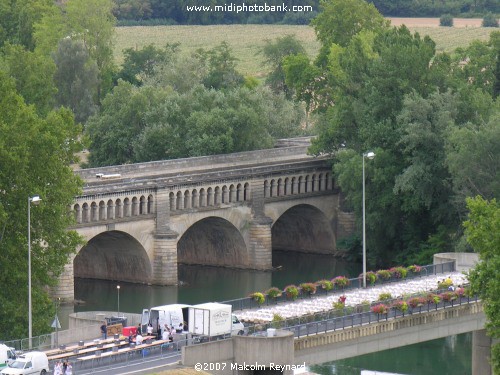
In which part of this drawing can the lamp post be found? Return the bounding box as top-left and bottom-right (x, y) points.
(362, 152), (375, 288)
(28, 195), (41, 348)
(117, 285), (120, 318)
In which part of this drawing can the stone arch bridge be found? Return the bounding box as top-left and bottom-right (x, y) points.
(55, 139), (355, 300)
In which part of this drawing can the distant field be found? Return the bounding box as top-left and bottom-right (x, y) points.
(114, 19), (493, 77)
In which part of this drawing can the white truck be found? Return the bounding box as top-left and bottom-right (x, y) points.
(0, 345), (16, 371)
(141, 304), (190, 334)
(0, 351), (49, 375)
(188, 302), (245, 337)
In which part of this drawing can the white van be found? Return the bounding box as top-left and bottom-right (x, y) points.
(141, 304), (190, 335)
(0, 351), (49, 375)
(0, 345), (16, 370)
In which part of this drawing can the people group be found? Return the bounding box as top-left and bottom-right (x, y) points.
(54, 361), (72, 375)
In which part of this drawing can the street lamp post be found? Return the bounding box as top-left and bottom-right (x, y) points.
(362, 152), (375, 289)
(117, 285), (120, 318)
(28, 195), (41, 348)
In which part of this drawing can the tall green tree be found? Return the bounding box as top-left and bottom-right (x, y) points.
(465, 196), (500, 374)
(261, 34), (306, 97)
(0, 72), (84, 340)
(311, 0), (388, 65)
(52, 38), (99, 124)
(0, 43), (56, 116)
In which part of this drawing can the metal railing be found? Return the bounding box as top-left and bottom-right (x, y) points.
(243, 289), (479, 339)
(223, 261), (457, 312)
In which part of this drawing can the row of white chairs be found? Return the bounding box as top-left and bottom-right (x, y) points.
(237, 272), (468, 323)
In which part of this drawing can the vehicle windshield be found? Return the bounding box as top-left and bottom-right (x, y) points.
(8, 360), (27, 369)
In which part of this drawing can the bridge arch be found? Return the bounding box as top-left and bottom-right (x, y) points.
(177, 216), (249, 268)
(74, 230), (152, 284)
(271, 203), (336, 254)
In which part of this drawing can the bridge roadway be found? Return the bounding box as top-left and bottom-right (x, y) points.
(182, 299), (487, 375)
(55, 138), (356, 301)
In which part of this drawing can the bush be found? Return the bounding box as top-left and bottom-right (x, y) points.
(371, 304), (389, 314)
(440, 14), (454, 26)
(389, 266), (408, 279)
(250, 292), (265, 305)
(378, 292), (393, 301)
(266, 287), (282, 299)
(317, 279), (333, 291)
(332, 276), (350, 289)
(376, 269), (392, 281)
(482, 13), (499, 27)
(300, 282), (317, 295)
(360, 271), (377, 285)
(271, 313), (284, 328)
(284, 285), (299, 300)
(392, 300), (409, 313)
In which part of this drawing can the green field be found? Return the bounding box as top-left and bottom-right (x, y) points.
(114, 24), (493, 77)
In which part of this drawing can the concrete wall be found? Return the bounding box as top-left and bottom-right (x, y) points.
(294, 302), (485, 365)
(182, 330), (295, 375)
(433, 252), (479, 272)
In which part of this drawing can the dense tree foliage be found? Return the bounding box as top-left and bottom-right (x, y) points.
(53, 38), (99, 123)
(0, 73), (84, 340)
(86, 81), (305, 166)
(261, 34), (306, 97)
(465, 197), (500, 373)
(302, 1), (500, 267)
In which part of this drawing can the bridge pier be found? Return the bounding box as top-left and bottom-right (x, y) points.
(152, 232), (179, 285)
(52, 254), (76, 302)
(472, 329), (493, 375)
(248, 219), (273, 270)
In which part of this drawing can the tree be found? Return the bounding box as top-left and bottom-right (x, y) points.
(52, 38), (99, 123)
(311, 0), (388, 65)
(118, 43), (176, 86)
(0, 72), (84, 340)
(0, 43), (56, 116)
(261, 34), (306, 97)
(465, 196), (500, 374)
(446, 108), (500, 205)
(201, 42), (244, 90)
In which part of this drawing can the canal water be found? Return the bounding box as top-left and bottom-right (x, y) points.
(68, 251), (472, 374)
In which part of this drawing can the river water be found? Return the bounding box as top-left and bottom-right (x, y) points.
(68, 251), (471, 374)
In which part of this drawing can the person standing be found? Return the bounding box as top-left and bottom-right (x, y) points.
(65, 362), (73, 375)
(53, 361), (62, 375)
(100, 321), (107, 340)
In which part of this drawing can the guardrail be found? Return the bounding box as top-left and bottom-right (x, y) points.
(243, 288), (479, 339)
(223, 261), (456, 312)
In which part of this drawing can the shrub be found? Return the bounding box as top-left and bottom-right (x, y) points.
(376, 269), (391, 281)
(427, 293), (441, 305)
(300, 282), (317, 295)
(271, 313), (284, 328)
(440, 14), (454, 27)
(317, 279), (333, 291)
(378, 292), (392, 301)
(482, 13), (499, 28)
(393, 300), (409, 313)
(332, 276), (349, 289)
(371, 304), (389, 314)
(440, 291), (458, 302)
(408, 297), (426, 308)
(250, 292), (265, 305)
(284, 285), (299, 300)
(332, 301), (345, 311)
(360, 271), (377, 285)
(389, 266), (408, 279)
(407, 265), (422, 274)
(266, 287), (282, 299)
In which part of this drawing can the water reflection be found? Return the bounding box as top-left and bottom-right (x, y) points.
(309, 333), (472, 375)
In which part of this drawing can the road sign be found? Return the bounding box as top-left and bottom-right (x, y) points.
(51, 315), (61, 329)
